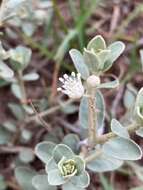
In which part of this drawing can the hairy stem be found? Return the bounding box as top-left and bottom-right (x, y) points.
(85, 122), (140, 162)
(88, 88), (97, 147)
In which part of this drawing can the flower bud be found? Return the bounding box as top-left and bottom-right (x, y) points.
(86, 75), (100, 88)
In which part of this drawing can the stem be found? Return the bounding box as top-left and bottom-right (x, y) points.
(18, 70), (27, 103)
(88, 87), (97, 147)
(95, 122), (140, 144)
(84, 122), (141, 163)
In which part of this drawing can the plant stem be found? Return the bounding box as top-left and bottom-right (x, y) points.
(88, 87), (97, 147)
(18, 70), (27, 103)
(95, 122), (140, 144)
(85, 122), (141, 163)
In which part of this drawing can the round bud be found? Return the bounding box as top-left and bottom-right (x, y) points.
(86, 75), (101, 88)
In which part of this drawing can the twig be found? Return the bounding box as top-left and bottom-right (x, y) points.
(26, 99), (74, 123)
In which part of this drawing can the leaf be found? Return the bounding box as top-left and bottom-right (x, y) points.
(123, 85), (137, 109)
(103, 137), (142, 160)
(11, 83), (23, 99)
(71, 171), (90, 188)
(83, 49), (100, 73)
(108, 41), (125, 63)
(18, 148), (34, 163)
(35, 141), (56, 164)
(62, 134), (80, 154)
(23, 73), (39, 81)
(48, 169), (66, 186)
(87, 151), (123, 172)
(79, 90), (105, 130)
(103, 41), (125, 72)
(53, 144), (74, 163)
(111, 119), (129, 139)
(9, 46), (32, 70)
(32, 174), (57, 190)
(0, 126), (11, 145)
(45, 158), (58, 173)
(8, 103), (25, 120)
(72, 156), (85, 175)
(0, 175), (7, 190)
(0, 60), (14, 79)
(69, 49), (89, 79)
(97, 79), (119, 89)
(136, 127), (143, 137)
(87, 35), (106, 51)
(62, 181), (85, 190)
(15, 167), (36, 190)
(97, 50), (111, 69)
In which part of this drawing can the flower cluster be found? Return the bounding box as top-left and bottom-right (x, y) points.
(34, 142), (89, 189)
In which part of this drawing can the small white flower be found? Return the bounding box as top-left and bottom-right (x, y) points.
(57, 72), (84, 99)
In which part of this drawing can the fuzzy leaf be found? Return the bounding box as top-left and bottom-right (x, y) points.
(79, 90), (105, 129)
(15, 167), (36, 190)
(111, 119), (129, 138)
(62, 134), (80, 154)
(53, 144), (74, 163)
(72, 156), (85, 175)
(0, 60), (14, 79)
(48, 169), (66, 186)
(62, 181), (85, 190)
(35, 141), (56, 164)
(32, 175), (57, 190)
(87, 151), (123, 172)
(97, 79), (119, 89)
(69, 49), (89, 79)
(19, 148), (34, 163)
(87, 35), (106, 51)
(23, 73), (39, 81)
(45, 158), (58, 173)
(103, 137), (142, 160)
(83, 49), (100, 73)
(71, 171), (90, 188)
(11, 83), (22, 100)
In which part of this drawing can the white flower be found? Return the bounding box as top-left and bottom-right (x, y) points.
(57, 72), (84, 99)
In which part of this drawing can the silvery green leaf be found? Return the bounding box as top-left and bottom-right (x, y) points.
(103, 137), (142, 160)
(87, 35), (106, 51)
(62, 181), (85, 190)
(48, 169), (66, 186)
(108, 41), (125, 63)
(3, 121), (16, 132)
(18, 148), (34, 163)
(136, 128), (143, 138)
(130, 187), (143, 190)
(15, 167), (36, 190)
(11, 83), (22, 99)
(98, 49), (111, 68)
(35, 141), (56, 164)
(103, 41), (125, 72)
(0, 41), (9, 60)
(97, 78), (119, 89)
(69, 49), (89, 80)
(0, 60), (14, 79)
(72, 156), (85, 175)
(23, 105), (34, 115)
(79, 90), (105, 129)
(0, 126), (11, 144)
(23, 73), (39, 81)
(0, 175), (7, 190)
(61, 104), (78, 114)
(45, 158), (58, 173)
(111, 119), (129, 138)
(21, 22), (36, 37)
(140, 49), (143, 71)
(134, 88), (143, 122)
(53, 144), (74, 163)
(71, 171), (90, 188)
(32, 175), (57, 190)
(83, 48), (100, 73)
(62, 134), (80, 154)
(123, 85), (137, 109)
(9, 46), (32, 70)
(21, 129), (32, 143)
(87, 151), (123, 172)
(8, 103), (25, 120)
